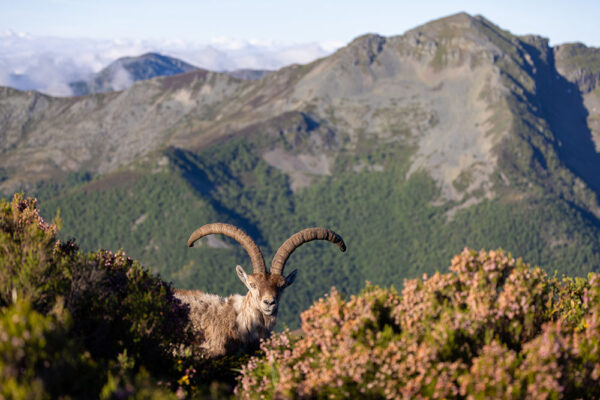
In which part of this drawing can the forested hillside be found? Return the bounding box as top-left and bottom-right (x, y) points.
(36, 136), (600, 329)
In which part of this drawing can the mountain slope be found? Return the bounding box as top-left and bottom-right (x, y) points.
(0, 69), (244, 187)
(2, 13), (600, 328)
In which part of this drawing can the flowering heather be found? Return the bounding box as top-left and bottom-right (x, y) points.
(237, 249), (598, 399)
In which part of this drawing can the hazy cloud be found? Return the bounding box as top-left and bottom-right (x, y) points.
(109, 65), (134, 91)
(0, 32), (343, 96)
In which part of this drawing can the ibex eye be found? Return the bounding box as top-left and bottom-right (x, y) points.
(250, 283), (256, 289)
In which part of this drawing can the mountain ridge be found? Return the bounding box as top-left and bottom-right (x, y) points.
(3, 12), (599, 212)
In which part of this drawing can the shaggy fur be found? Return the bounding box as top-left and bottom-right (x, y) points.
(176, 224), (345, 357)
(174, 269), (289, 357)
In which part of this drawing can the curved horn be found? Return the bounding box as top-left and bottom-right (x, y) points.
(187, 223), (267, 274)
(270, 227), (346, 275)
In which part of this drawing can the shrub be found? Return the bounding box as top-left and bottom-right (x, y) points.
(0, 194), (67, 310)
(0, 299), (101, 399)
(0, 194), (197, 397)
(237, 249), (598, 399)
(66, 249), (192, 372)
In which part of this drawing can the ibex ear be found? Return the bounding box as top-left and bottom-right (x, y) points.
(284, 269), (297, 288)
(236, 265), (250, 288)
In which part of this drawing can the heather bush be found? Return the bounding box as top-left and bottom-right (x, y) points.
(0, 195), (68, 310)
(66, 249), (192, 371)
(1, 194), (192, 363)
(0, 299), (100, 399)
(0, 194), (204, 397)
(237, 249), (598, 399)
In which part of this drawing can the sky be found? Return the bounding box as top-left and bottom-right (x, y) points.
(1, 0), (599, 96)
(2, 0), (599, 46)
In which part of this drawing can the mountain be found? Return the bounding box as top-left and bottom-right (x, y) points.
(2, 13), (600, 329)
(68, 52), (199, 95)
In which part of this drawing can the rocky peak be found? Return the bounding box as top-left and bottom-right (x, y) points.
(343, 33), (387, 65)
(554, 42), (600, 93)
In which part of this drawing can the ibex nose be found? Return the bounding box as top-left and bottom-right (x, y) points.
(263, 298), (276, 306)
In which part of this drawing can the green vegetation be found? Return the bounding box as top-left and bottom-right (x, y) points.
(23, 137), (600, 331)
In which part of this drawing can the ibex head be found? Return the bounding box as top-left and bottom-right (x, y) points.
(187, 223), (346, 317)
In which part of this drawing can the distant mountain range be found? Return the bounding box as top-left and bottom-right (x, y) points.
(1, 12), (600, 328)
(68, 52), (273, 95)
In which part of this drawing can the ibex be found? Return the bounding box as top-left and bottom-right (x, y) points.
(174, 223), (346, 357)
